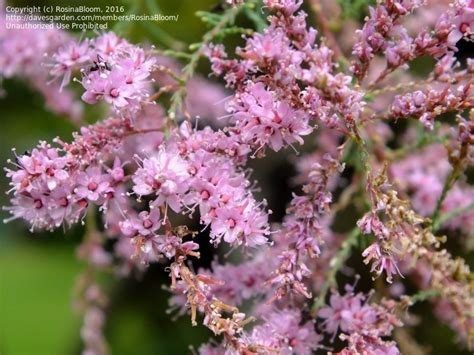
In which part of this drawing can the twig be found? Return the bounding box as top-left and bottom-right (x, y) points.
(433, 201), (474, 232)
(409, 289), (441, 304)
(367, 66), (396, 90)
(168, 4), (244, 120)
(431, 144), (469, 227)
(311, 124), (386, 317)
(309, 0), (346, 64)
(394, 328), (426, 355)
(244, 3), (267, 32)
(311, 228), (361, 316)
(385, 133), (449, 162)
(147, 84), (178, 102)
(368, 76), (435, 96)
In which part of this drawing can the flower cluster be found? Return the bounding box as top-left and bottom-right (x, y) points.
(389, 83), (473, 129)
(126, 122), (270, 250)
(351, 0), (466, 81)
(206, 0), (365, 150)
(4, 117), (129, 231)
(358, 167), (474, 346)
(449, 0), (474, 44)
(0, 12), (82, 120)
(51, 32), (156, 115)
(267, 154), (341, 300)
(200, 308), (322, 354)
(318, 285), (402, 353)
(226, 82), (313, 152)
(357, 211), (405, 283)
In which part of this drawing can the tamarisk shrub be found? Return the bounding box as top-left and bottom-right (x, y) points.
(2, 0), (474, 353)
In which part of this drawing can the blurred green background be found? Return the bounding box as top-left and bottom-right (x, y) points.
(1, 0), (472, 354)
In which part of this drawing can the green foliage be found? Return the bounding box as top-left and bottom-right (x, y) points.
(410, 289), (441, 304)
(338, 0), (375, 20)
(0, 238), (82, 354)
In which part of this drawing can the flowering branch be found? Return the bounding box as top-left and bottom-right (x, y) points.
(74, 208), (111, 355)
(2, 0), (474, 353)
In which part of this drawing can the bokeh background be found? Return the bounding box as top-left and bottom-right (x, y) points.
(0, 0), (473, 354)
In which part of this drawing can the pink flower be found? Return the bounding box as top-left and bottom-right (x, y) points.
(362, 243), (403, 283)
(94, 32), (122, 57)
(103, 70), (133, 108)
(241, 205), (270, 246)
(448, 2), (474, 45)
(319, 286), (402, 351)
(69, 33), (156, 115)
(4, 1), (471, 353)
(228, 82), (312, 152)
(238, 28), (288, 62)
(245, 308), (322, 354)
(211, 207), (245, 244)
(81, 71), (107, 105)
(108, 157), (125, 183)
(133, 149), (189, 212)
(357, 213), (389, 239)
(263, 0), (303, 16)
(75, 166), (112, 203)
(119, 208), (161, 237)
(156, 235), (199, 259)
(51, 39), (90, 90)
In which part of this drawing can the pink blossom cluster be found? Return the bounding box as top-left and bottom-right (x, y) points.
(206, 0), (365, 145)
(357, 210), (405, 283)
(50, 32), (156, 115)
(351, 0), (466, 80)
(390, 83), (473, 129)
(226, 82), (313, 152)
(200, 309), (322, 354)
(267, 154), (341, 300)
(0, 12), (82, 120)
(318, 285), (402, 354)
(449, 0), (474, 44)
(123, 121), (270, 255)
(195, 258), (273, 306)
(4, 117), (130, 231)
